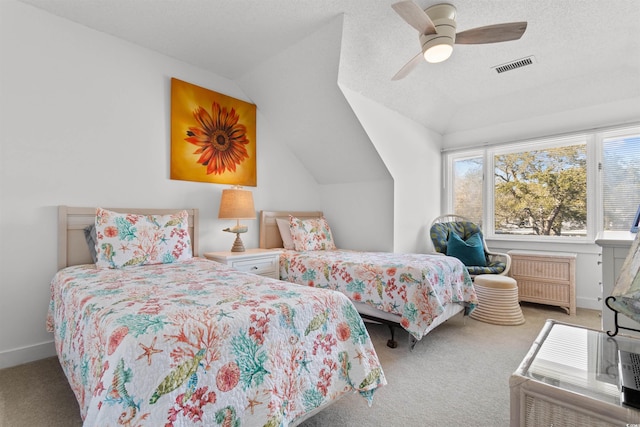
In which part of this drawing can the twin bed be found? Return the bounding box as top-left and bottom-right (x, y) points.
(259, 211), (478, 349)
(47, 206), (386, 426)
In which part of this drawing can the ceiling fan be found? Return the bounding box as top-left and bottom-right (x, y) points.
(391, 1), (527, 80)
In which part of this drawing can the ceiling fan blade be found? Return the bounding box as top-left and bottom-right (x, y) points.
(391, 1), (437, 35)
(392, 52), (424, 81)
(455, 22), (527, 44)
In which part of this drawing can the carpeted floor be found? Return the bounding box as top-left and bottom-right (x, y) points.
(0, 303), (601, 427)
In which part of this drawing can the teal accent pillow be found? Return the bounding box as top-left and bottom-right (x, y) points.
(446, 232), (487, 267)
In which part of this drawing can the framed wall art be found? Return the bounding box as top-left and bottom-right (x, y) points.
(170, 78), (257, 186)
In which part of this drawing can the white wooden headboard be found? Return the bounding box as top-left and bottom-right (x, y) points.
(58, 206), (199, 270)
(259, 210), (323, 249)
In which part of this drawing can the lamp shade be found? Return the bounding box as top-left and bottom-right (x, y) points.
(218, 188), (255, 220)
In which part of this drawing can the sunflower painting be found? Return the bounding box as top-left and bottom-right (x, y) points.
(171, 78), (257, 186)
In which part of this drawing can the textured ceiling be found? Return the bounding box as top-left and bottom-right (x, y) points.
(17, 0), (640, 135)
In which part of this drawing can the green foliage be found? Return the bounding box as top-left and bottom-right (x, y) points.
(453, 157), (484, 223)
(494, 144), (587, 235)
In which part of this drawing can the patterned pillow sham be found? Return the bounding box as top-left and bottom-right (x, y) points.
(289, 215), (336, 251)
(94, 208), (192, 268)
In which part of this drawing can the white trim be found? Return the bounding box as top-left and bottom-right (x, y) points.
(0, 341), (56, 369)
(441, 122), (640, 153)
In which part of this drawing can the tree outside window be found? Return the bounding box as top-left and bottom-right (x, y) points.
(494, 144), (587, 236)
(453, 157), (483, 225)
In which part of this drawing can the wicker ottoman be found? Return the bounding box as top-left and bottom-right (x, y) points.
(470, 275), (525, 325)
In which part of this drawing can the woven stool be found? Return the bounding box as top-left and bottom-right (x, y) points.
(470, 275), (525, 325)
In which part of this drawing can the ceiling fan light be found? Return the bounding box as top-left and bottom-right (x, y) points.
(423, 43), (453, 63)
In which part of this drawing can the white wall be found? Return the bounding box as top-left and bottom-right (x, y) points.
(238, 16), (395, 252)
(339, 87), (442, 253)
(319, 180), (394, 252)
(0, 1), (322, 368)
(443, 98), (640, 150)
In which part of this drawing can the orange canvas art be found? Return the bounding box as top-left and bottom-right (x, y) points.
(171, 78), (257, 186)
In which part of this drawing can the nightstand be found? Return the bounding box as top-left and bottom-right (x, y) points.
(204, 248), (282, 279)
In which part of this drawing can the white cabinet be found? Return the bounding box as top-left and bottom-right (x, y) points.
(596, 231), (637, 336)
(204, 249), (282, 279)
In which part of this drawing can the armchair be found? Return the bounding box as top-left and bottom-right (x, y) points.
(429, 214), (511, 277)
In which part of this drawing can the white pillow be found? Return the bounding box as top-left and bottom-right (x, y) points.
(276, 217), (295, 250)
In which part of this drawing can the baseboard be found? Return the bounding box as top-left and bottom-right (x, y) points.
(577, 297), (602, 312)
(0, 340), (56, 370)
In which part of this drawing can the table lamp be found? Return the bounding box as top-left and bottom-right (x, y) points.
(218, 187), (255, 252)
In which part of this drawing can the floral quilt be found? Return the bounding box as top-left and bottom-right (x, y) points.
(279, 250), (477, 340)
(47, 258), (386, 426)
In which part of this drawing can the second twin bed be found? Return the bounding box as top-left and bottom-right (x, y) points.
(259, 210), (478, 349)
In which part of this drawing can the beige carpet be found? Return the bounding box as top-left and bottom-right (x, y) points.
(0, 303), (601, 427)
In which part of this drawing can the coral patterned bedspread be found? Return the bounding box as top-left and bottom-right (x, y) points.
(47, 258), (386, 426)
(280, 250), (478, 340)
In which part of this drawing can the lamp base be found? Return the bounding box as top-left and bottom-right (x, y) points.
(230, 233), (246, 252)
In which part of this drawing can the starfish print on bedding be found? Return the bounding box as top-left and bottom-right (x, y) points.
(297, 351), (311, 374)
(245, 392), (263, 415)
(137, 336), (163, 365)
(354, 349), (365, 364)
(217, 309), (233, 320)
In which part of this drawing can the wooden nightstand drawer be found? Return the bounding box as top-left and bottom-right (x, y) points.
(204, 249), (282, 279)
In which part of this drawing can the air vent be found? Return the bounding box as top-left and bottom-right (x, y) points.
(492, 56), (536, 74)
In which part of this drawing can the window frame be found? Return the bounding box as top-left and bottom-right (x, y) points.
(443, 124), (640, 243)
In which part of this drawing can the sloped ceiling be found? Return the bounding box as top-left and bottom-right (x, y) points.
(16, 0), (640, 137)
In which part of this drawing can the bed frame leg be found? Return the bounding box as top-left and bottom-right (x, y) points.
(409, 336), (418, 351)
(386, 324), (398, 348)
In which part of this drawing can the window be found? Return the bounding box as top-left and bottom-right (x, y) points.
(452, 155), (483, 225)
(446, 125), (640, 241)
(602, 132), (640, 231)
(493, 139), (587, 237)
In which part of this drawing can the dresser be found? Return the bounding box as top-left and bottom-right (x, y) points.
(508, 250), (577, 315)
(596, 231), (637, 336)
(204, 249), (282, 279)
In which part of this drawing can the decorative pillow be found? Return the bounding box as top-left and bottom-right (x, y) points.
(83, 224), (98, 263)
(289, 215), (336, 251)
(276, 217), (295, 250)
(446, 232), (487, 267)
(94, 208), (192, 268)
